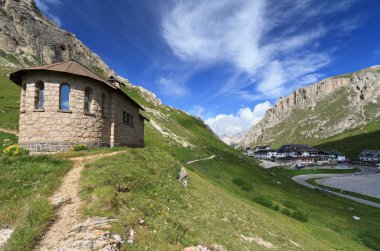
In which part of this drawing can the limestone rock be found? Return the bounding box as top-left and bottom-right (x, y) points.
(54, 217), (123, 250)
(0, 229), (13, 247)
(178, 166), (188, 187)
(238, 68), (380, 148)
(183, 244), (225, 251)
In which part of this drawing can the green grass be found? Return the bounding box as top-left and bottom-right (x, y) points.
(0, 59), (379, 250)
(0, 150), (72, 250)
(0, 67), (20, 130)
(81, 146), (374, 250)
(79, 121), (380, 250)
(315, 119), (380, 159)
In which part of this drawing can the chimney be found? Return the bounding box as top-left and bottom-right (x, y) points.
(108, 76), (125, 89)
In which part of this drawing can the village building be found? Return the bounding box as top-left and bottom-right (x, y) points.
(10, 61), (148, 152)
(324, 150), (347, 162)
(253, 145), (272, 152)
(249, 144), (340, 167)
(244, 147), (254, 156)
(359, 150), (380, 162)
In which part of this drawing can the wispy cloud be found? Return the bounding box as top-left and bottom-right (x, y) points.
(205, 101), (271, 138)
(162, 0), (361, 100)
(189, 105), (205, 117)
(35, 0), (62, 26)
(156, 77), (187, 96)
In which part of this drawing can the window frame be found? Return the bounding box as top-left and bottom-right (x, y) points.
(101, 93), (106, 116)
(34, 81), (45, 110)
(59, 83), (71, 111)
(84, 87), (92, 113)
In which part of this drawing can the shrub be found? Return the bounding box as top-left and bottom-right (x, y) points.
(273, 204), (280, 211)
(281, 207), (309, 222)
(253, 196), (273, 208)
(291, 210), (309, 222)
(241, 184), (253, 192)
(282, 200), (298, 210)
(232, 177), (245, 186)
(2, 144), (29, 156)
(71, 144), (89, 152)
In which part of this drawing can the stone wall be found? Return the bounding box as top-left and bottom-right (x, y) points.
(18, 71), (145, 152)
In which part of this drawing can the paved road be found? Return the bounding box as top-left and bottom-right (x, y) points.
(317, 173), (380, 199)
(292, 167), (380, 208)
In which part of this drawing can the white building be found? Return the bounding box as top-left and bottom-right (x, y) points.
(359, 150), (380, 162)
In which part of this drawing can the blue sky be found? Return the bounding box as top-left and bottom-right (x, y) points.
(36, 0), (380, 138)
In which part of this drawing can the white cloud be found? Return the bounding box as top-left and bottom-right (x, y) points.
(163, 0), (267, 73)
(35, 0), (62, 26)
(189, 105), (205, 117)
(205, 101), (271, 138)
(162, 0), (361, 100)
(157, 77), (187, 96)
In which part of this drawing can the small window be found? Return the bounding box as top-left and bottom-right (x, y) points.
(123, 111), (127, 124)
(60, 83), (70, 110)
(35, 81), (44, 109)
(101, 93), (106, 115)
(130, 115), (134, 127)
(84, 87), (92, 113)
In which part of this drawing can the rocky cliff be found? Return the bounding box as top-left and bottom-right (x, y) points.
(239, 66), (380, 148)
(0, 0), (112, 76)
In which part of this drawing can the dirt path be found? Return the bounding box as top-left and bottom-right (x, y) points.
(35, 151), (126, 251)
(0, 127), (18, 135)
(186, 155), (216, 164)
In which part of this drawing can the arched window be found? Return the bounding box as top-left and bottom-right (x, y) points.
(35, 81), (44, 109)
(101, 93), (106, 115)
(84, 87), (92, 113)
(59, 84), (70, 110)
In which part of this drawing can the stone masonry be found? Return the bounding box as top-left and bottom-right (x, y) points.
(12, 65), (146, 152)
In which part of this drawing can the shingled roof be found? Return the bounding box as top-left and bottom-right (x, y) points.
(10, 61), (144, 110)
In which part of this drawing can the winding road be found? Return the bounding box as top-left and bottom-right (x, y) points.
(292, 166), (380, 208)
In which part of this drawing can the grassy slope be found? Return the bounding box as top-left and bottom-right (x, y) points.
(0, 67), (20, 130)
(0, 67), (379, 250)
(78, 86), (380, 250)
(0, 133), (72, 250)
(314, 119), (380, 159)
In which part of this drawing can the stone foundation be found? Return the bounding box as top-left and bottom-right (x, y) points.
(20, 141), (111, 152)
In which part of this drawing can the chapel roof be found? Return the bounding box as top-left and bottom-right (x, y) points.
(10, 60), (144, 110)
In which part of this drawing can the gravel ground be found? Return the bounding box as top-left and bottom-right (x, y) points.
(259, 160), (280, 169)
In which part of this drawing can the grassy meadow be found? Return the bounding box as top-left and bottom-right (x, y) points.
(0, 66), (380, 250)
(0, 132), (72, 250)
(79, 125), (380, 250)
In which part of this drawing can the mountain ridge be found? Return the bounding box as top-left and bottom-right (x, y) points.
(239, 66), (380, 148)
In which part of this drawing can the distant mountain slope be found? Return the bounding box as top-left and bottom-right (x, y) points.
(314, 118), (380, 160)
(239, 66), (380, 148)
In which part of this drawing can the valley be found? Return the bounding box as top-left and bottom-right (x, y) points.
(1, 65), (380, 249)
(0, 0), (380, 250)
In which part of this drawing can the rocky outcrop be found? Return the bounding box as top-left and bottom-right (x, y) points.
(178, 166), (188, 187)
(239, 66), (380, 148)
(0, 0), (111, 74)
